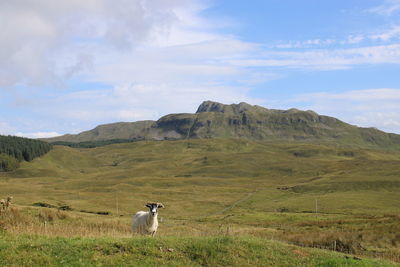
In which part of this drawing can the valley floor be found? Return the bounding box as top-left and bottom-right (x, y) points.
(1, 139), (399, 265)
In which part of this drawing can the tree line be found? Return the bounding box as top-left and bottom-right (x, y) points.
(0, 135), (53, 171)
(51, 138), (144, 148)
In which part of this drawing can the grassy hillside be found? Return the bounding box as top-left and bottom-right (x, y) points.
(2, 139), (399, 215)
(1, 138), (400, 264)
(46, 121), (155, 143)
(43, 101), (400, 150)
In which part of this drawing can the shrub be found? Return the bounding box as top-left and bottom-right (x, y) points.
(0, 153), (19, 172)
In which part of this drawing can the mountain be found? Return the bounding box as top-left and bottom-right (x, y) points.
(43, 101), (400, 149)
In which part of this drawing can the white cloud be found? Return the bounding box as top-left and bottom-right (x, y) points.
(305, 88), (400, 102)
(370, 25), (400, 41)
(273, 39), (336, 49)
(271, 23), (400, 50)
(346, 35), (365, 44)
(80, 39), (256, 88)
(228, 44), (400, 70)
(0, 0), (267, 134)
(354, 112), (400, 132)
(35, 83), (259, 125)
(0, 0), (200, 87)
(368, 0), (400, 16)
(14, 132), (61, 139)
(2, 1), (399, 87)
(296, 88), (400, 133)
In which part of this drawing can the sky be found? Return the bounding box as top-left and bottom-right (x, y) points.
(1, 0), (400, 138)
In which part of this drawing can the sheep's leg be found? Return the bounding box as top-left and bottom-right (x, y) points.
(138, 225), (142, 235)
(151, 231), (156, 237)
(139, 225), (145, 235)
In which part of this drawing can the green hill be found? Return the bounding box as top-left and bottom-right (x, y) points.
(1, 139), (400, 263)
(3, 138), (399, 215)
(43, 101), (400, 150)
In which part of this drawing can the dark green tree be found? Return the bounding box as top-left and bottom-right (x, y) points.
(0, 135), (53, 171)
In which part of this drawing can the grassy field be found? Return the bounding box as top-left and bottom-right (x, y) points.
(1, 138), (400, 265)
(1, 233), (398, 267)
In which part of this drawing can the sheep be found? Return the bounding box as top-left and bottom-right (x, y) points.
(0, 199), (5, 213)
(5, 196), (12, 210)
(0, 196), (12, 213)
(132, 202), (164, 237)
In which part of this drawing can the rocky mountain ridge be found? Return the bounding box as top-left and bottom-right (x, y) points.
(43, 101), (400, 150)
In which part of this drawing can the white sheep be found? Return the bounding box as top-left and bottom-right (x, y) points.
(132, 202), (164, 237)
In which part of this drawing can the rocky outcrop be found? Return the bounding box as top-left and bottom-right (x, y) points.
(42, 101), (400, 150)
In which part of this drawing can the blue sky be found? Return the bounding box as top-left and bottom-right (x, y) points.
(1, 0), (400, 137)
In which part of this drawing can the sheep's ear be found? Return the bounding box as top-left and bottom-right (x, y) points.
(157, 203), (164, 208)
(145, 203), (152, 208)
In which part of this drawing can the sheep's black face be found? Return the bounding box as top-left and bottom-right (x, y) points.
(145, 202), (164, 216)
(146, 203), (158, 216)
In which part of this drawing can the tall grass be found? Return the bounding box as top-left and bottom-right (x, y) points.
(0, 206), (131, 238)
(0, 234), (397, 267)
(1, 205), (400, 263)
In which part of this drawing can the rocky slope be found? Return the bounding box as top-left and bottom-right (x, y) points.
(43, 101), (400, 149)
